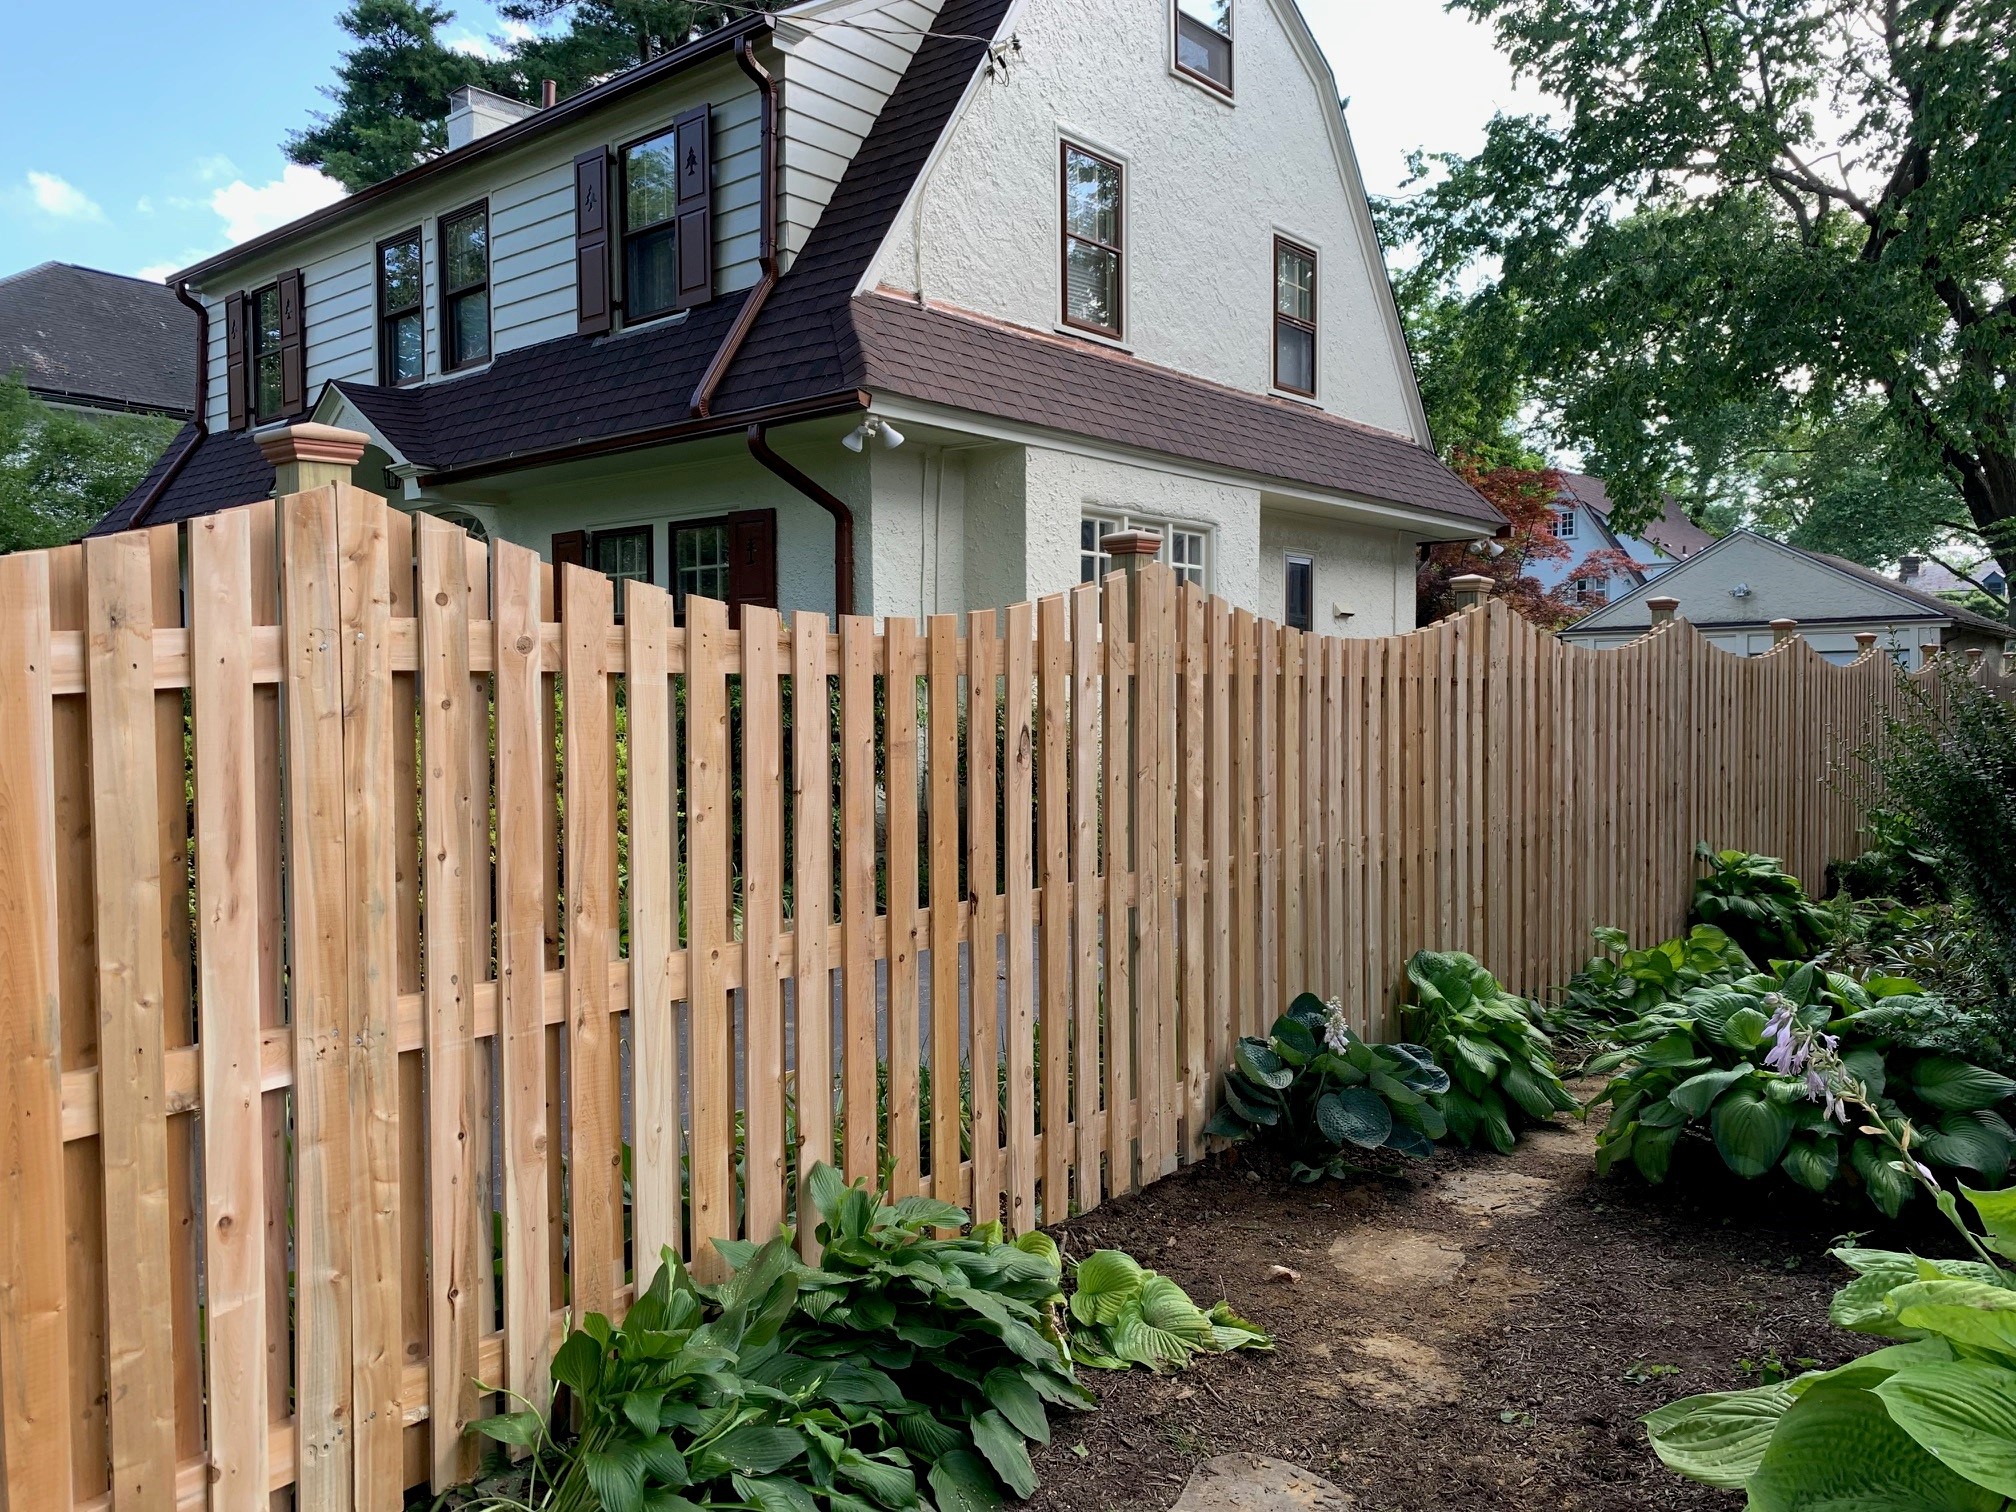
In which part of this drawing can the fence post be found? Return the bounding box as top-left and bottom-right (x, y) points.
(1648, 595), (1679, 625)
(1855, 632), (1879, 659)
(1449, 572), (1493, 611)
(1771, 617), (1798, 646)
(257, 422), (370, 494)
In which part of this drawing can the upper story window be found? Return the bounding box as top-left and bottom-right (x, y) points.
(1273, 239), (1317, 396)
(441, 203), (491, 370)
(1062, 144), (1123, 338)
(624, 127), (683, 321)
(378, 229), (423, 385)
(1553, 508), (1578, 538)
(250, 283), (285, 422)
(1174, 0), (1233, 93)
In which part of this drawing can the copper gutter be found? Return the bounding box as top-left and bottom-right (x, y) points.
(747, 422), (855, 616)
(691, 34), (779, 418)
(126, 279), (211, 529)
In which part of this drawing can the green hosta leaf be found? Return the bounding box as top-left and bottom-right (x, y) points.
(468, 1410), (544, 1448)
(1498, 1059), (1559, 1121)
(1710, 1088), (1794, 1179)
(733, 1475), (819, 1512)
(928, 1449), (1004, 1512)
(1633, 1120), (1683, 1184)
(1317, 1086), (1393, 1149)
(890, 1195), (969, 1231)
(1475, 1085), (1517, 1155)
(805, 1161), (848, 1224)
(1234, 1039), (1294, 1090)
(1964, 1185), (2016, 1262)
(1219, 1076), (1279, 1127)
(1109, 1307), (1199, 1371)
(1204, 1105), (1252, 1140)
(1139, 1273), (1216, 1345)
(1852, 1138), (1917, 1218)
(1874, 1360), (2016, 1498)
(552, 1329), (603, 1398)
(1070, 1250), (1143, 1326)
(709, 1425), (808, 1476)
(584, 1445), (647, 1512)
(1918, 1112), (2014, 1181)
(890, 1406), (965, 1459)
(1891, 1280), (2016, 1360)
(1912, 1058), (2016, 1114)
(1747, 1369), (2005, 1512)
(1722, 1006), (1771, 1051)
(969, 1409), (1039, 1498)
(1013, 1229), (1062, 1269)
(1639, 1096), (1692, 1130)
(1780, 1136), (1839, 1193)
(983, 1367), (1051, 1443)
(837, 1449), (922, 1508)
(1206, 1301), (1272, 1353)
(1382, 1121), (1436, 1160)
(1842, 1046), (1888, 1099)
(1271, 1015), (1319, 1064)
(1669, 1066), (1754, 1119)
(1643, 1380), (1800, 1489)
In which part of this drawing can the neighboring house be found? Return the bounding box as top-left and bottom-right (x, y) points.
(100, 0), (1498, 631)
(1895, 552), (2008, 602)
(1561, 529), (2010, 666)
(0, 262), (197, 418)
(1528, 471), (1716, 607)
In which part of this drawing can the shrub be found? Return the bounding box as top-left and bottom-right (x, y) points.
(1404, 950), (1577, 1152)
(1646, 1185), (2016, 1506)
(1205, 992), (1451, 1180)
(1551, 924), (1752, 1058)
(1825, 807), (1948, 905)
(1588, 960), (2016, 1213)
(1689, 845), (1837, 964)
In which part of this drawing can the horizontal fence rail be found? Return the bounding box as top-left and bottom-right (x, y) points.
(0, 486), (1964, 1510)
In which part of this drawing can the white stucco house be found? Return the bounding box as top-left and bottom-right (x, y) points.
(102, 0), (1497, 628)
(1561, 529), (2010, 666)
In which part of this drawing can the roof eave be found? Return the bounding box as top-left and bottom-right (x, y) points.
(173, 14), (774, 288)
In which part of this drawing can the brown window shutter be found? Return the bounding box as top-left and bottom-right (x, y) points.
(726, 509), (777, 625)
(277, 269), (306, 416)
(673, 104), (713, 311)
(224, 290), (249, 431)
(551, 530), (588, 620)
(574, 147), (612, 335)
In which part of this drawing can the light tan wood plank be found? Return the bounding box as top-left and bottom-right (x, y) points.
(927, 615), (965, 1215)
(791, 611), (835, 1250)
(966, 613), (1004, 1226)
(742, 605), (788, 1240)
(685, 594), (735, 1276)
(884, 617), (922, 1196)
(838, 615), (879, 1185)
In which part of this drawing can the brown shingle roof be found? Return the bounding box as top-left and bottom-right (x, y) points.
(0, 262), (196, 417)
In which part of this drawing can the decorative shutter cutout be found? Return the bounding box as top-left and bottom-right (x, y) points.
(224, 290), (249, 432)
(277, 268), (306, 416)
(673, 104), (713, 311)
(574, 147), (612, 335)
(726, 509), (777, 626)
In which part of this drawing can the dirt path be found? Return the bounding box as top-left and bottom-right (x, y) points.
(1025, 1098), (1946, 1511)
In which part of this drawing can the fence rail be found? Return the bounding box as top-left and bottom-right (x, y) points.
(0, 486), (1947, 1510)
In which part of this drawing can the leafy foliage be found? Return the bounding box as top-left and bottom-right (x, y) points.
(1690, 846), (1837, 965)
(1204, 992), (1451, 1180)
(1064, 1250), (1270, 1374)
(1404, 950), (1577, 1152)
(1552, 924), (1753, 1061)
(1647, 1185), (2016, 1508)
(1588, 960), (2016, 1214)
(1827, 808), (1950, 908)
(0, 374), (179, 550)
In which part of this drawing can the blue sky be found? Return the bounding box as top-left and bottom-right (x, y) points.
(0, 0), (1536, 285)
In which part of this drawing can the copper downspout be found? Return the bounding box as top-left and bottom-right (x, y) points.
(691, 34), (778, 417)
(747, 423), (855, 616)
(128, 280), (211, 528)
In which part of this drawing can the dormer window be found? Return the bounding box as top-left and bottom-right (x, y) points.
(378, 229), (423, 385)
(441, 203), (490, 370)
(621, 106), (712, 324)
(250, 284), (285, 422)
(1174, 0), (1232, 93)
(1553, 508), (1578, 539)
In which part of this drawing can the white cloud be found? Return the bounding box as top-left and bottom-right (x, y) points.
(24, 170), (105, 221)
(446, 18), (533, 58)
(131, 262), (182, 283)
(209, 165), (347, 244)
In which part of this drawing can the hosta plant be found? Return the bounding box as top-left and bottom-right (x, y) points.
(1589, 960), (2016, 1214)
(1648, 1177), (2016, 1509)
(1690, 845), (1837, 965)
(1404, 950), (1578, 1152)
(1551, 924), (1752, 1058)
(1205, 992), (1451, 1180)
(1065, 1250), (1271, 1372)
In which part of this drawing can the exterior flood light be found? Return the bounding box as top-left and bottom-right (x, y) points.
(843, 416), (906, 452)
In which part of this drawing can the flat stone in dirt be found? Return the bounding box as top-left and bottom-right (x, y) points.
(1326, 1229), (1465, 1288)
(1432, 1168), (1558, 1219)
(1169, 1455), (1358, 1511)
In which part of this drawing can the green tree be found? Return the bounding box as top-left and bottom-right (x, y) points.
(1384, 0), (2016, 567)
(286, 0), (531, 193)
(499, 1), (778, 95)
(0, 375), (181, 551)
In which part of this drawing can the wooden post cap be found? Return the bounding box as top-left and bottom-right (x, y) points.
(1854, 632), (1879, 650)
(1968, 646), (1986, 665)
(1448, 572), (1493, 609)
(1770, 617), (1798, 644)
(254, 423), (370, 469)
(1099, 528), (1163, 559)
(1647, 595), (1680, 624)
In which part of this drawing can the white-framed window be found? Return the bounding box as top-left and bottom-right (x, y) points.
(1571, 575), (1606, 604)
(1173, 0), (1232, 92)
(1273, 239), (1317, 396)
(1284, 554), (1314, 630)
(1081, 512), (1210, 590)
(1062, 142), (1124, 337)
(1553, 508), (1578, 539)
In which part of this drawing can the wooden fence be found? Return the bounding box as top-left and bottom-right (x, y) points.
(0, 486), (1947, 1510)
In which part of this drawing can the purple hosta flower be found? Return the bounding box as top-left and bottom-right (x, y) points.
(1321, 998), (1353, 1054)
(1762, 994), (1805, 1075)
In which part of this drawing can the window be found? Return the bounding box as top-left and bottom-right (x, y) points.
(1168, 528), (1206, 588)
(440, 203), (490, 370)
(1081, 515), (1121, 583)
(1081, 513), (1210, 589)
(1284, 554), (1314, 631)
(1061, 144), (1123, 337)
(624, 127), (683, 322)
(672, 511), (777, 625)
(250, 283), (284, 422)
(1174, 0), (1232, 92)
(592, 525), (652, 618)
(1571, 575), (1606, 605)
(378, 229), (423, 385)
(1273, 239), (1317, 396)
(1552, 508), (1578, 539)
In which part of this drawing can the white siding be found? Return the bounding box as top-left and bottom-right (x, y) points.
(777, 0), (943, 266)
(192, 51), (764, 431)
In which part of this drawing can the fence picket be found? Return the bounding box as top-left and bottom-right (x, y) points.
(792, 612), (835, 1248)
(1003, 601), (1038, 1229)
(625, 578), (676, 1270)
(743, 604), (788, 1244)
(686, 594), (734, 1274)
(927, 615), (964, 1214)
(839, 616), (878, 1186)
(886, 617), (923, 1199)
(966, 612), (1004, 1225)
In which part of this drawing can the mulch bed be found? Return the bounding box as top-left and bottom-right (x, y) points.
(1024, 1098), (1961, 1512)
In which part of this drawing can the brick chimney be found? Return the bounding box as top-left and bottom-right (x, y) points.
(1898, 553), (1924, 585)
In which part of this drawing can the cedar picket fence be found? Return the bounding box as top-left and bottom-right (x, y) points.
(0, 484), (1946, 1511)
